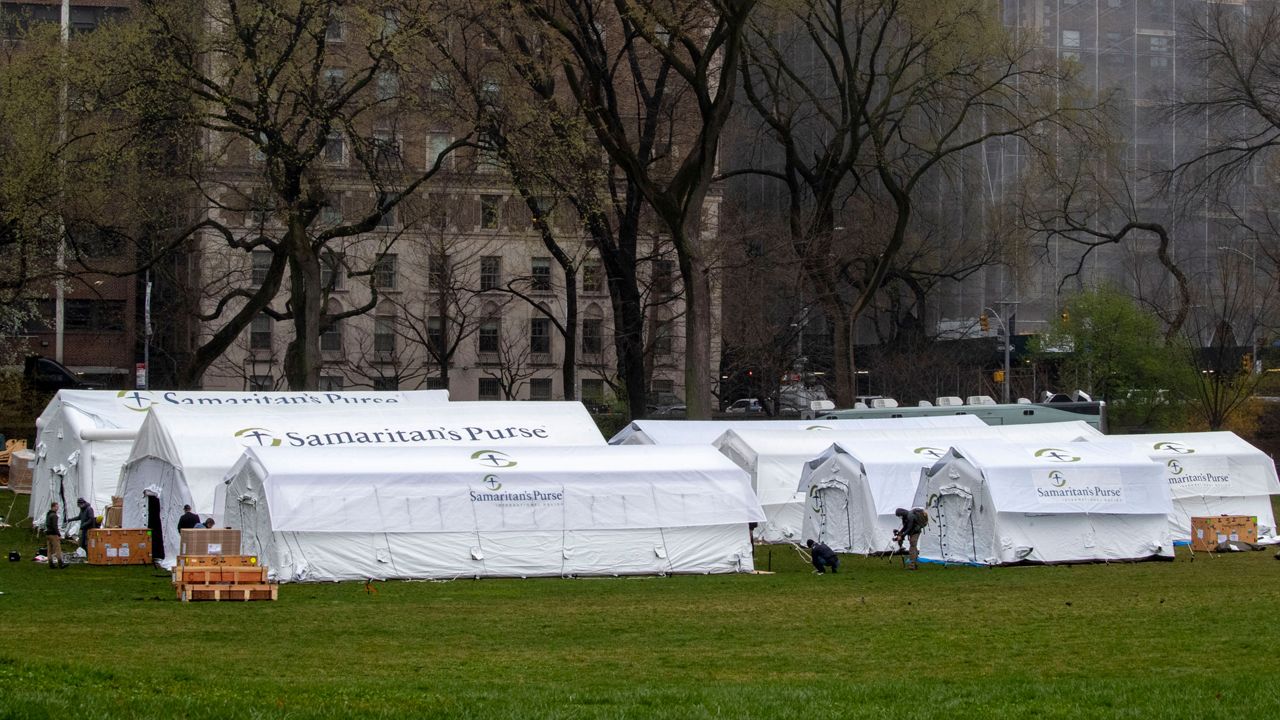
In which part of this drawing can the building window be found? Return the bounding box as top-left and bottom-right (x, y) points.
(1061, 30), (1080, 49)
(530, 317), (551, 354)
(372, 128), (401, 169)
(480, 77), (500, 105)
(477, 140), (502, 173)
(324, 132), (346, 165)
(427, 133), (453, 170)
(429, 253), (450, 290)
(374, 313), (396, 353)
(652, 260), (673, 297)
(478, 317), (500, 354)
(653, 323), (672, 355)
(377, 204), (397, 229)
(582, 318), (603, 354)
(425, 376), (448, 390)
(529, 378), (552, 400)
(582, 261), (603, 294)
(321, 193), (343, 226)
(478, 377), (502, 400)
(1105, 31), (1122, 45)
(375, 71), (399, 101)
(1151, 56), (1169, 69)
(581, 379), (604, 402)
(249, 314), (272, 351)
(1149, 36), (1170, 53)
(250, 375), (273, 391)
(1107, 0), (1122, 7)
(652, 378), (674, 400)
(325, 11), (345, 42)
(373, 376), (399, 390)
(427, 316), (445, 355)
(248, 190), (275, 226)
(319, 375), (344, 391)
(251, 250), (273, 287)
(323, 67), (346, 92)
(64, 299), (125, 332)
(480, 195), (501, 229)
(480, 256), (501, 290)
(531, 257), (552, 292)
(321, 319), (343, 352)
(529, 196), (552, 229)
(320, 252), (344, 290)
(373, 254), (397, 290)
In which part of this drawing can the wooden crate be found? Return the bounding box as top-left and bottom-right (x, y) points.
(177, 583), (278, 602)
(1190, 515), (1258, 552)
(176, 554), (257, 567)
(172, 566), (267, 585)
(86, 528), (153, 565)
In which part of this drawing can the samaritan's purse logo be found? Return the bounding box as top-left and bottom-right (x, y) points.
(805, 425), (832, 431)
(471, 449), (517, 468)
(117, 390), (155, 412)
(234, 427), (282, 447)
(482, 474), (502, 491)
(913, 446), (945, 459)
(1048, 470), (1068, 488)
(1166, 459), (1184, 475)
(1153, 441), (1195, 455)
(1034, 448), (1081, 463)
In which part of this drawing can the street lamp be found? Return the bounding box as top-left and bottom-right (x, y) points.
(982, 301), (1019, 404)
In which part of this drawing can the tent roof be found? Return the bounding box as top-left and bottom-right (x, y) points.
(125, 401), (605, 506)
(715, 421), (1102, 460)
(939, 441), (1172, 515)
(800, 442), (957, 515)
(232, 444), (764, 533)
(1093, 431), (1280, 498)
(37, 388), (449, 434)
(608, 414), (986, 445)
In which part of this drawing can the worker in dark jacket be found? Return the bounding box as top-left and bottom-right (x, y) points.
(45, 502), (65, 569)
(74, 498), (96, 550)
(177, 505), (201, 531)
(806, 539), (839, 574)
(894, 507), (929, 570)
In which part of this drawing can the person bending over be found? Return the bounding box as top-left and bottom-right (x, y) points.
(893, 507), (929, 570)
(806, 539), (839, 574)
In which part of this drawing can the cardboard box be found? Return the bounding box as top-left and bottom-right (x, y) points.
(6, 450), (34, 494)
(180, 529), (242, 557)
(177, 554), (257, 567)
(1190, 515), (1258, 552)
(86, 528), (153, 565)
(103, 506), (122, 528)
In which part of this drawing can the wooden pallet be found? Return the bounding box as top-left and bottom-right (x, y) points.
(173, 566), (267, 585)
(177, 582), (278, 602)
(176, 554), (258, 567)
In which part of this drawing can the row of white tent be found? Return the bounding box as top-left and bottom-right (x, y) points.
(25, 391), (1280, 580)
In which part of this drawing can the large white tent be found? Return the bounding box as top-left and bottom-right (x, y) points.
(29, 389), (447, 533)
(914, 441), (1174, 565)
(797, 441), (950, 555)
(222, 444), (764, 582)
(118, 401), (601, 564)
(1094, 432), (1279, 543)
(715, 422), (1110, 543)
(608, 415), (987, 445)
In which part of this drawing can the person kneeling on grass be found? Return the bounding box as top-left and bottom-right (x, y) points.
(806, 539), (839, 574)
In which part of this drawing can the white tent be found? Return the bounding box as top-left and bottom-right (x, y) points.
(1093, 432), (1279, 543)
(914, 441), (1174, 565)
(223, 444), (763, 582)
(29, 389), (447, 533)
(118, 401), (601, 564)
(609, 414), (987, 445)
(715, 422), (1109, 543)
(797, 441), (950, 555)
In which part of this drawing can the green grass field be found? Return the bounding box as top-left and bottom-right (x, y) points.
(0, 490), (1276, 719)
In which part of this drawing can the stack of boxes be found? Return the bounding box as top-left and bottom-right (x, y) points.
(172, 529), (278, 602)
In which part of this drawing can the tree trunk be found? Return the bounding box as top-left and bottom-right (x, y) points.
(561, 269), (578, 400)
(283, 219), (322, 390)
(830, 304), (855, 407)
(678, 246), (714, 419)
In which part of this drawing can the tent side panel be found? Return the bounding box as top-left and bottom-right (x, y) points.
(994, 512), (1172, 564)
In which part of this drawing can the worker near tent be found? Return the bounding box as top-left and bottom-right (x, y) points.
(74, 498), (96, 551)
(202, 517), (215, 529)
(45, 502), (65, 569)
(805, 539), (839, 574)
(894, 507), (929, 570)
(178, 505), (201, 531)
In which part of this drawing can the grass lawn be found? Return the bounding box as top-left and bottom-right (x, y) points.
(0, 490), (1276, 719)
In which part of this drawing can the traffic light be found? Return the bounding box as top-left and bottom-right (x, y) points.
(979, 314), (990, 333)
(1243, 353), (1253, 373)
